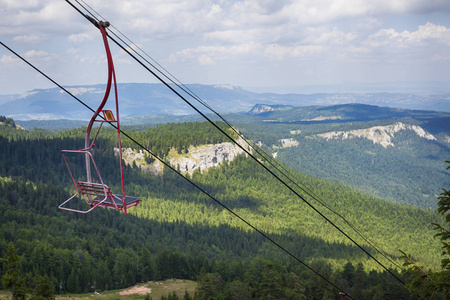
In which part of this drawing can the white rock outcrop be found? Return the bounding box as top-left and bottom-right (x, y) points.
(316, 122), (436, 148)
(279, 138), (299, 148)
(168, 138), (248, 175)
(118, 137), (249, 175)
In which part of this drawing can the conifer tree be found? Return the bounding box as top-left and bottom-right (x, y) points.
(30, 274), (55, 300)
(1, 242), (26, 300)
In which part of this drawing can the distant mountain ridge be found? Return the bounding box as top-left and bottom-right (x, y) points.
(245, 103), (450, 129)
(316, 122), (437, 148)
(1, 83), (450, 120)
(234, 103), (450, 209)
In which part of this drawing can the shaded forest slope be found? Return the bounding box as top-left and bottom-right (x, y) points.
(0, 120), (443, 272)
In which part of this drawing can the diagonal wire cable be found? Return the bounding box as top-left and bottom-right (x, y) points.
(75, 2), (401, 268)
(65, 0), (406, 285)
(0, 39), (356, 299)
(71, 0), (404, 271)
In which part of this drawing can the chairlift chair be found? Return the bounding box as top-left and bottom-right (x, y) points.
(59, 19), (140, 214)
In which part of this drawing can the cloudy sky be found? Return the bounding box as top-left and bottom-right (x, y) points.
(1, 0), (450, 95)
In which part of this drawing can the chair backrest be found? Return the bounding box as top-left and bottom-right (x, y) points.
(78, 181), (111, 199)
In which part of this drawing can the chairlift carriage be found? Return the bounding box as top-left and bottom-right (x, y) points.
(59, 18), (140, 214)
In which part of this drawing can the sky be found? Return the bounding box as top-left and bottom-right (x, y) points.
(1, 0), (450, 95)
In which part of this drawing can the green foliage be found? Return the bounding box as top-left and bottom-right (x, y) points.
(122, 121), (237, 158)
(400, 160), (450, 298)
(0, 116), (15, 128)
(0, 118), (445, 297)
(159, 290), (194, 300)
(195, 259), (413, 300)
(196, 272), (225, 299)
(30, 274), (55, 300)
(236, 118), (450, 209)
(1, 242), (26, 300)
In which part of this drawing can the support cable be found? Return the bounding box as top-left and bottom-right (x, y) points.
(65, 0), (406, 285)
(0, 40), (355, 299)
(71, 0), (404, 270)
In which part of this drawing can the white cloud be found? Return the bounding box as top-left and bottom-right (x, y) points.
(23, 50), (49, 58)
(0, 0), (84, 36)
(12, 34), (48, 44)
(333, 21), (450, 66)
(366, 22), (450, 48)
(207, 4), (222, 17)
(265, 44), (324, 60)
(407, 22), (450, 43)
(304, 27), (357, 45)
(21, 49), (59, 63)
(198, 54), (215, 65)
(1, 1), (450, 93)
(0, 54), (20, 64)
(1, 0), (40, 10)
(169, 42), (263, 64)
(68, 33), (94, 43)
(92, 0), (217, 39)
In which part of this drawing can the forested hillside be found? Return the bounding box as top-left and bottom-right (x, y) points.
(0, 119), (446, 299)
(233, 104), (450, 209)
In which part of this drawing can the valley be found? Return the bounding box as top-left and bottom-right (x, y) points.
(0, 110), (442, 296)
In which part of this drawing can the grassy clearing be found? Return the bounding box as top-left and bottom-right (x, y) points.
(0, 291), (12, 300)
(54, 279), (196, 300)
(145, 279), (196, 299)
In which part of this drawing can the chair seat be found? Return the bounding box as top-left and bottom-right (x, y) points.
(77, 181), (140, 210)
(91, 194), (141, 208)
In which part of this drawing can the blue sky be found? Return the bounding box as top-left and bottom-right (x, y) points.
(1, 0), (450, 94)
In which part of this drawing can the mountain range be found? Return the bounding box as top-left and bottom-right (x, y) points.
(1, 83), (450, 120)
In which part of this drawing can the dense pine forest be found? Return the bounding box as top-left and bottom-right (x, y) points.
(0, 117), (447, 299)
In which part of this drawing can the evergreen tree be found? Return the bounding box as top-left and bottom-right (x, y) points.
(139, 246), (153, 282)
(1, 242), (26, 300)
(30, 274), (55, 300)
(227, 280), (251, 300)
(195, 272), (224, 299)
(340, 262), (355, 291)
(259, 261), (284, 299)
(66, 268), (80, 293)
(351, 263), (366, 299)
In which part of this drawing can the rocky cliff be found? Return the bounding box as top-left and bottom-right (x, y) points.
(248, 104), (292, 115)
(119, 137), (250, 175)
(167, 139), (248, 175)
(316, 122), (436, 148)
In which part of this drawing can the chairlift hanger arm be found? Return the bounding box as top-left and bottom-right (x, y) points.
(85, 21), (113, 149)
(59, 8), (139, 215)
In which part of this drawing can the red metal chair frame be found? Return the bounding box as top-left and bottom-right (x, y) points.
(59, 20), (140, 214)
